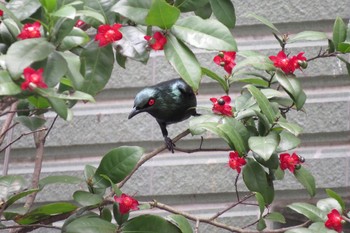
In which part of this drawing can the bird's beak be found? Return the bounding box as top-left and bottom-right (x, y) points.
(128, 107), (141, 119)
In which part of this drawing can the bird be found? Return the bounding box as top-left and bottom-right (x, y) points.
(128, 78), (198, 153)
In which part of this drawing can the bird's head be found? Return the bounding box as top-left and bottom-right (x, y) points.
(128, 87), (158, 119)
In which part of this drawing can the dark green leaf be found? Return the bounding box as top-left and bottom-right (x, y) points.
(0, 70), (21, 95)
(209, 0), (235, 28)
(59, 51), (85, 90)
(175, 0), (209, 12)
(14, 116), (46, 131)
(122, 214), (182, 233)
(111, 0), (152, 25)
(64, 215), (116, 233)
(257, 218), (267, 231)
(115, 52), (127, 69)
(333, 17), (347, 51)
(39, 175), (83, 189)
(99, 174), (122, 196)
(167, 215), (192, 233)
(93, 146), (143, 188)
(326, 189), (345, 211)
(194, 3), (212, 19)
(2, 18), (21, 44)
(277, 120), (303, 136)
(5, 38), (56, 78)
(248, 132), (279, 161)
(265, 212), (286, 223)
(43, 51), (68, 87)
(51, 17), (76, 46)
(16, 202), (78, 224)
(0, 175), (27, 201)
(101, 208), (112, 222)
(289, 31), (328, 43)
(247, 13), (280, 34)
(51, 5), (76, 19)
(337, 55), (350, 77)
(274, 166), (285, 180)
(164, 33), (201, 91)
(233, 55), (275, 72)
(3, 207), (27, 220)
(73, 191), (103, 206)
(77, 9), (106, 25)
(337, 42), (350, 53)
(294, 166), (316, 197)
(308, 222), (335, 233)
(254, 153), (279, 170)
(47, 97), (68, 119)
(0, 4), (22, 28)
(171, 16), (237, 51)
(288, 202), (326, 222)
(117, 26), (149, 63)
(275, 69), (306, 110)
(230, 76), (269, 87)
(146, 0), (180, 29)
(189, 114), (222, 135)
(84, 0), (118, 25)
(79, 42), (114, 96)
(35, 88), (95, 102)
(7, 0), (41, 21)
(246, 85), (276, 123)
(201, 67), (229, 93)
(242, 158), (275, 204)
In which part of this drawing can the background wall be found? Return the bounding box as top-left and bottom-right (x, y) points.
(1, 1), (350, 232)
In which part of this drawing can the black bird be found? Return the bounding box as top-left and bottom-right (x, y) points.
(128, 78), (198, 153)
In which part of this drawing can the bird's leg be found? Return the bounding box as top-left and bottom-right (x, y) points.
(157, 121), (175, 153)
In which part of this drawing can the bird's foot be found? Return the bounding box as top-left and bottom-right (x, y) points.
(164, 136), (175, 153)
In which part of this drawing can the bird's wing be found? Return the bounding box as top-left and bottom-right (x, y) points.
(177, 79), (194, 95)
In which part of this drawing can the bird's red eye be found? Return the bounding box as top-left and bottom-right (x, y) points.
(148, 98), (155, 106)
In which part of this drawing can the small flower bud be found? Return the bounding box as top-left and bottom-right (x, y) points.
(220, 61), (226, 67)
(218, 51), (224, 58)
(217, 98), (225, 105)
(298, 60), (308, 69)
(298, 156), (305, 163)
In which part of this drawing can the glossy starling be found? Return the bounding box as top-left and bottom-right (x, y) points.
(128, 78), (198, 153)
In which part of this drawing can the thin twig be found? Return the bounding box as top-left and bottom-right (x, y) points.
(117, 129), (191, 189)
(44, 115), (58, 142)
(0, 101), (18, 145)
(174, 147), (231, 153)
(234, 173), (240, 201)
(1, 224), (61, 230)
(209, 193), (255, 221)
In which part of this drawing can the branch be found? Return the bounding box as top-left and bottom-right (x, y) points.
(0, 101), (18, 146)
(117, 129), (191, 189)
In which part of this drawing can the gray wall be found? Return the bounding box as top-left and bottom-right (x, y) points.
(1, 1), (350, 232)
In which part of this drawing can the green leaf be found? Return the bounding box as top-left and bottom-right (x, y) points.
(47, 97), (68, 119)
(230, 76), (269, 87)
(145, 0), (180, 29)
(84, 0), (118, 25)
(316, 198), (342, 214)
(52, 5), (76, 19)
(93, 146), (143, 188)
(255, 192), (266, 217)
(167, 215), (192, 233)
(3, 207), (27, 220)
(111, 0), (152, 25)
(194, 3), (212, 19)
(2, 18), (21, 44)
(294, 166), (316, 197)
(39, 175), (83, 189)
(247, 13), (280, 34)
(14, 116), (46, 131)
(164, 33), (201, 92)
(219, 118), (250, 156)
(101, 208), (112, 222)
(5, 189), (39, 208)
(64, 215), (116, 233)
(175, 0), (209, 12)
(117, 26), (149, 63)
(16, 202), (78, 224)
(326, 189), (345, 211)
(337, 55), (350, 76)
(5, 38), (55, 78)
(189, 114), (222, 135)
(257, 218), (267, 231)
(43, 51), (68, 87)
(51, 17), (76, 46)
(333, 17), (347, 51)
(99, 174), (122, 196)
(288, 202), (326, 222)
(36, 88), (95, 102)
(122, 214), (182, 233)
(59, 51), (85, 90)
(277, 131), (301, 152)
(265, 212), (286, 223)
(233, 55), (275, 73)
(289, 31), (328, 43)
(248, 132), (279, 161)
(309, 222), (336, 233)
(275, 69), (306, 110)
(113, 203), (129, 225)
(0, 70), (21, 95)
(58, 27), (90, 51)
(40, 0), (57, 13)
(246, 85), (276, 123)
(277, 121), (303, 136)
(171, 16), (237, 51)
(0, 175), (27, 201)
(209, 0), (235, 28)
(73, 191), (103, 206)
(6, 0), (41, 21)
(242, 158), (274, 204)
(201, 67), (229, 93)
(77, 9), (106, 24)
(337, 42), (350, 53)
(79, 42), (114, 96)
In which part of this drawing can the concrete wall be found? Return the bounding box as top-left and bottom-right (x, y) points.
(1, 1), (350, 232)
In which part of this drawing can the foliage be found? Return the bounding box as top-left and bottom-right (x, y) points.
(0, 0), (349, 233)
